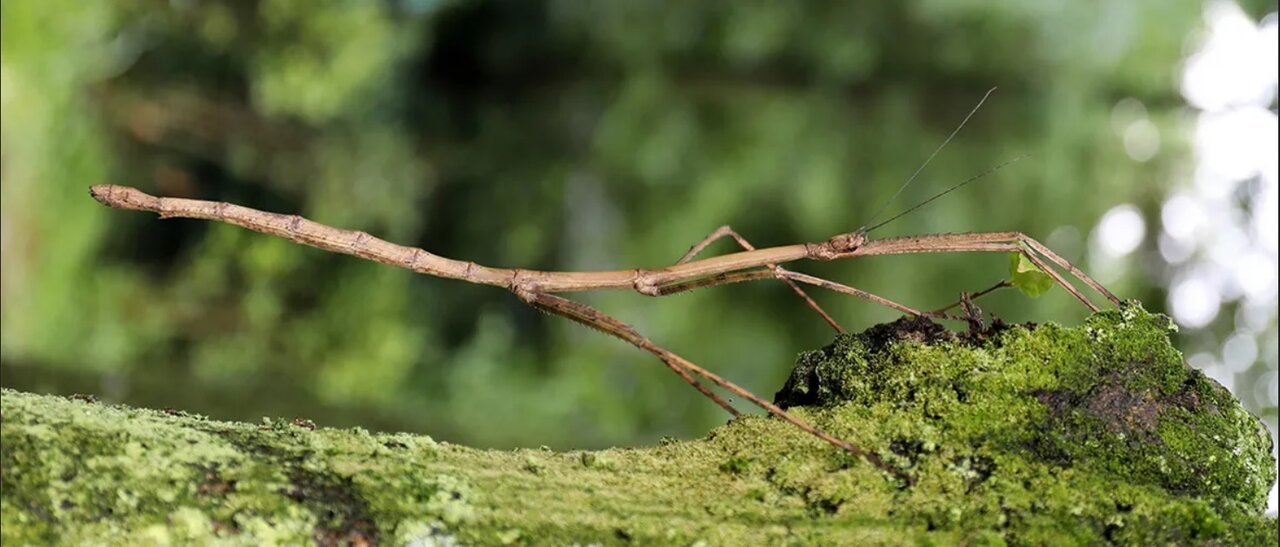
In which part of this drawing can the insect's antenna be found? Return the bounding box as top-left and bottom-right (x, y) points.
(864, 154), (1028, 234)
(861, 87), (997, 229)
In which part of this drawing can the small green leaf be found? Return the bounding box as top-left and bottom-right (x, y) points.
(1008, 253), (1054, 298)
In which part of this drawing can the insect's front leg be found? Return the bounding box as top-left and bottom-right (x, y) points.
(845, 232), (1122, 312)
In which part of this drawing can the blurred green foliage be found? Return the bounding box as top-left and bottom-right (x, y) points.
(1, 0), (1251, 450)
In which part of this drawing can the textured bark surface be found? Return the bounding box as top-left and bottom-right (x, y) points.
(2, 306), (1275, 545)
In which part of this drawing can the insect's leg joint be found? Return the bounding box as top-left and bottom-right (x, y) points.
(805, 242), (839, 261)
(632, 270), (661, 296)
(511, 282), (539, 305)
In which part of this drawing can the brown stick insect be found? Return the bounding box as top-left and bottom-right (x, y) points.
(89, 90), (1121, 482)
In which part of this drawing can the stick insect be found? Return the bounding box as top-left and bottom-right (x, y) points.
(89, 90), (1121, 483)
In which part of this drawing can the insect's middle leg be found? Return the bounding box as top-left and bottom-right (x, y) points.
(676, 225), (844, 332)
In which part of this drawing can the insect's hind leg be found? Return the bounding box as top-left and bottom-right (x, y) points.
(677, 225), (844, 332)
(515, 287), (911, 483)
(513, 286), (741, 418)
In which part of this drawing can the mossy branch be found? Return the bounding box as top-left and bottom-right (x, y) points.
(2, 306), (1275, 545)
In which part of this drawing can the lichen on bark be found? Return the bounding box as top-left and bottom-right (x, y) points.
(2, 304), (1276, 545)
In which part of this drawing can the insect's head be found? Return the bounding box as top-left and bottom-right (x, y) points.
(827, 230), (868, 253)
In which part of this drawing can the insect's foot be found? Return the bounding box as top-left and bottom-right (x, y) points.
(960, 292), (986, 335)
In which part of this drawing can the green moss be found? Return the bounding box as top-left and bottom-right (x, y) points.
(3, 304), (1275, 545)
(779, 303), (1275, 511)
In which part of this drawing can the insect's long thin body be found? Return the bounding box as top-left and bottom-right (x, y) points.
(89, 182), (1121, 482)
(88, 185), (815, 292)
(88, 185), (1118, 306)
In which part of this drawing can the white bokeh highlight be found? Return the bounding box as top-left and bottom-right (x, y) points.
(1173, 0), (1278, 517)
(1093, 204), (1146, 258)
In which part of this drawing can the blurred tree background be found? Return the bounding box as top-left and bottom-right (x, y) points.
(1, 0), (1275, 496)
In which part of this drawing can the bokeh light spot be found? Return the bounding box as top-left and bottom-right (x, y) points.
(1222, 333), (1258, 372)
(1092, 204), (1146, 258)
(1123, 118), (1160, 162)
(1169, 274), (1222, 328)
(1160, 193), (1203, 242)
